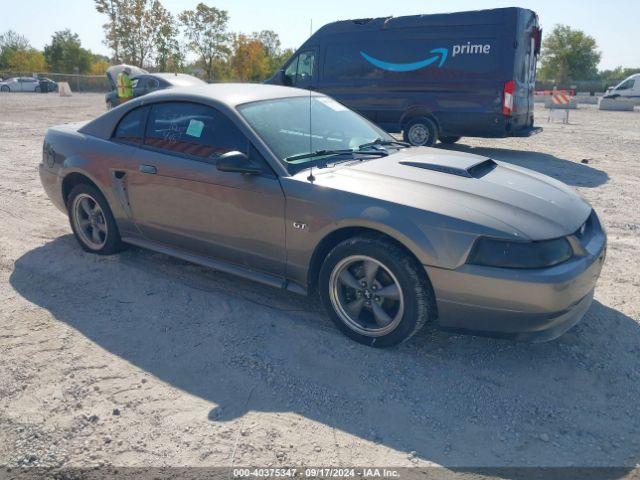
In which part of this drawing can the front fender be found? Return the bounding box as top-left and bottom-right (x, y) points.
(281, 177), (477, 289)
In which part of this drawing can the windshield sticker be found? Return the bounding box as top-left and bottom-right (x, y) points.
(186, 119), (204, 138)
(317, 97), (347, 112)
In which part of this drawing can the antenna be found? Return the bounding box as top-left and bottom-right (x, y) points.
(307, 18), (315, 183)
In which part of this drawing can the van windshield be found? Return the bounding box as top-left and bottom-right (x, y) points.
(238, 96), (393, 171)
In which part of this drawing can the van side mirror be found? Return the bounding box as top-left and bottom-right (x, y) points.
(216, 151), (263, 175)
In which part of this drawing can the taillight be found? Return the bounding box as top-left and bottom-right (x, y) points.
(533, 27), (542, 56)
(503, 80), (515, 116)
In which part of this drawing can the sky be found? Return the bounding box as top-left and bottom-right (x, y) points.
(1, 0), (638, 70)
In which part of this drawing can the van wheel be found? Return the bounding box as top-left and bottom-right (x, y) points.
(403, 117), (438, 147)
(440, 136), (461, 145)
(319, 235), (435, 347)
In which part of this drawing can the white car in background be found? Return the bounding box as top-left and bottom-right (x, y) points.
(0, 77), (41, 92)
(605, 74), (640, 103)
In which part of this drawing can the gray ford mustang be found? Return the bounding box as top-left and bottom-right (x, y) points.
(39, 84), (606, 347)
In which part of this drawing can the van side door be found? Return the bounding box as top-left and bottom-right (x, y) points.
(282, 50), (318, 90)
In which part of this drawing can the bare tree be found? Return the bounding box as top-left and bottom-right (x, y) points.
(179, 3), (230, 80)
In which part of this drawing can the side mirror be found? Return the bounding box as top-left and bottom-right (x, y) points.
(216, 151), (263, 175)
(281, 70), (293, 86)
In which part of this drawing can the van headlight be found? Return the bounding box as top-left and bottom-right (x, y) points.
(467, 237), (573, 269)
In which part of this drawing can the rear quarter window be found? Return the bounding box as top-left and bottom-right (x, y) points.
(113, 106), (149, 145)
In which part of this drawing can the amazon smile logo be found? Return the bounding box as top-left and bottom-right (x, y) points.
(360, 42), (492, 72)
(360, 48), (449, 72)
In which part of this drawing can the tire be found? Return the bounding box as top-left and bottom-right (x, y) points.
(440, 136), (461, 145)
(34, 86), (41, 93)
(67, 183), (124, 255)
(0, 86), (9, 92)
(319, 235), (435, 347)
(403, 117), (438, 147)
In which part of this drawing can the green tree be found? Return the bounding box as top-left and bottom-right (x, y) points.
(253, 30), (287, 74)
(0, 30), (30, 69)
(538, 25), (601, 83)
(179, 3), (230, 80)
(7, 48), (46, 72)
(154, 6), (182, 72)
(230, 34), (269, 81)
(94, 0), (167, 67)
(599, 66), (640, 88)
(44, 30), (93, 73)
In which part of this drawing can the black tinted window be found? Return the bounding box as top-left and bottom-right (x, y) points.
(145, 102), (248, 160)
(114, 106), (149, 144)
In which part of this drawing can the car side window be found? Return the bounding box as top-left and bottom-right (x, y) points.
(283, 57), (298, 86)
(296, 51), (315, 83)
(113, 106), (150, 145)
(616, 79), (635, 90)
(283, 51), (315, 86)
(146, 78), (160, 91)
(144, 102), (249, 161)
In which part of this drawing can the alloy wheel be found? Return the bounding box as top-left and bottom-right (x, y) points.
(329, 255), (405, 337)
(72, 193), (108, 250)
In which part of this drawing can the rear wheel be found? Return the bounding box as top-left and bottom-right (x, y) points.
(34, 86), (41, 93)
(0, 86), (9, 92)
(319, 235), (435, 347)
(67, 184), (123, 255)
(440, 136), (461, 145)
(403, 117), (438, 147)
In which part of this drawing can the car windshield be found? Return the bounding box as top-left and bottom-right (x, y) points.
(237, 96), (395, 171)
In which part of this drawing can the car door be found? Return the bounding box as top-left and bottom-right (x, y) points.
(613, 78), (635, 99)
(22, 78), (37, 92)
(119, 101), (287, 276)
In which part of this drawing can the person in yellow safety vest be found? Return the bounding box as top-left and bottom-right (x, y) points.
(117, 67), (133, 101)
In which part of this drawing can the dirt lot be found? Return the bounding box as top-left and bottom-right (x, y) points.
(1, 93), (639, 472)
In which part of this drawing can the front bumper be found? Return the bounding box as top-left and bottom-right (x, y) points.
(510, 125), (543, 137)
(426, 224), (606, 342)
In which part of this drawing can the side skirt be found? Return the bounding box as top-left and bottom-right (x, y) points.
(122, 236), (307, 296)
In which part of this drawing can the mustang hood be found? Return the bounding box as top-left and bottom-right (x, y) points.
(312, 147), (592, 241)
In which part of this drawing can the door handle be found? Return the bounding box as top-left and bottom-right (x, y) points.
(139, 164), (157, 174)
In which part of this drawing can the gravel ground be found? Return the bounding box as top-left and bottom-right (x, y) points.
(1, 93), (639, 473)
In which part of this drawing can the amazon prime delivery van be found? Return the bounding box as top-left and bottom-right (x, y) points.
(266, 7), (542, 146)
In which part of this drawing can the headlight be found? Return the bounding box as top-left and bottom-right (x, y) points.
(467, 236), (573, 269)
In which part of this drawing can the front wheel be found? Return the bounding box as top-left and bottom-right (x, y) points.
(440, 136), (461, 145)
(34, 86), (41, 93)
(319, 235), (435, 347)
(67, 184), (124, 255)
(0, 86), (9, 92)
(403, 117), (438, 147)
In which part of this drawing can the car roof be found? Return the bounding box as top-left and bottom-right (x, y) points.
(147, 73), (206, 85)
(79, 83), (324, 140)
(142, 83), (321, 108)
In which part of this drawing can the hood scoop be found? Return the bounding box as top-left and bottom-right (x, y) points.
(399, 158), (497, 179)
